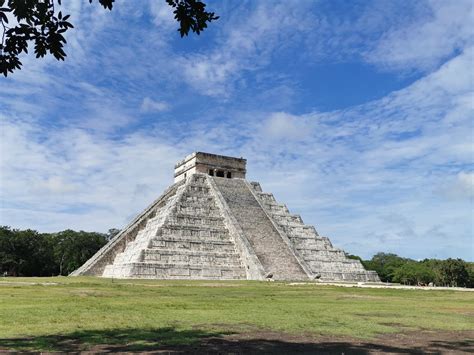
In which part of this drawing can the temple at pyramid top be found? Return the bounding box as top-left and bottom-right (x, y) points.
(174, 152), (247, 182)
(72, 152), (379, 282)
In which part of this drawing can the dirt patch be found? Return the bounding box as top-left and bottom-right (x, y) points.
(1, 330), (471, 354)
(178, 330), (474, 354)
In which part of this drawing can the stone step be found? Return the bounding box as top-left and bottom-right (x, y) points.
(262, 203), (289, 214)
(249, 181), (262, 192)
(170, 213), (225, 222)
(318, 271), (380, 282)
(142, 249), (242, 266)
(166, 214), (226, 228)
(300, 250), (348, 259)
(256, 192), (276, 203)
(186, 182), (210, 194)
(180, 195), (215, 203)
(176, 201), (219, 211)
(290, 238), (332, 249)
(307, 259), (363, 270)
(175, 205), (221, 215)
(297, 248), (347, 258)
(149, 238), (237, 253)
(104, 262), (246, 279)
(158, 225), (230, 238)
(282, 223), (317, 232)
(280, 225), (318, 237)
(150, 234), (234, 244)
(272, 215), (304, 226)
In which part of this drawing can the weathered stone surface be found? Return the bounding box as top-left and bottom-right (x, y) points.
(72, 152), (380, 282)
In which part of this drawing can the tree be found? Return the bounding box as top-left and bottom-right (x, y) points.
(0, 226), (55, 276)
(0, 0), (218, 76)
(392, 262), (436, 285)
(48, 230), (107, 275)
(362, 252), (411, 283)
(467, 263), (474, 288)
(439, 258), (470, 287)
(0, 226), (107, 276)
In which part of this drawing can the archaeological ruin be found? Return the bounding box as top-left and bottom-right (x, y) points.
(71, 152), (379, 282)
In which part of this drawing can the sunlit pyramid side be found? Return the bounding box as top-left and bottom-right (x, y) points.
(71, 152), (380, 282)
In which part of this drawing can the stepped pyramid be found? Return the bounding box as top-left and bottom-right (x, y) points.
(72, 152), (379, 282)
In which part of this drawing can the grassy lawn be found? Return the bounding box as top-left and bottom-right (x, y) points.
(0, 277), (472, 351)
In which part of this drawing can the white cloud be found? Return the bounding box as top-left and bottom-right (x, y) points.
(365, 0), (473, 72)
(261, 112), (313, 141)
(34, 176), (78, 194)
(178, 1), (313, 97)
(140, 97), (170, 113)
(438, 171), (474, 201)
(148, 1), (176, 29)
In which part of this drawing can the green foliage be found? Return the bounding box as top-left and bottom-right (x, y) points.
(360, 252), (472, 287)
(0, 226), (55, 276)
(438, 258), (470, 287)
(0, 0), (218, 76)
(0, 226), (106, 276)
(392, 262), (436, 285)
(467, 263), (474, 288)
(47, 229), (107, 275)
(362, 252), (411, 282)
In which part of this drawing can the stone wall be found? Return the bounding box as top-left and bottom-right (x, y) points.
(174, 152), (246, 182)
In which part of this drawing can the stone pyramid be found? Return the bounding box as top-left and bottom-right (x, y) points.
(72, 152), (379, 282)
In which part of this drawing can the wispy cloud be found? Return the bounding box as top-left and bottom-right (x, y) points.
(365, 0), (473, 72)
(140, 97), (170, 113)
(177, 1), (313, 97)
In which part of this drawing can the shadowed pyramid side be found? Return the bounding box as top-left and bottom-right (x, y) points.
(249, 182), (380, 282)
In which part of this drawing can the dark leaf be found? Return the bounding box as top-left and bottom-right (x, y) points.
(0, 11), (8, 23)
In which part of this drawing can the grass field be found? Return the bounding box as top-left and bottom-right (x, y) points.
(0, 277), (473, 352)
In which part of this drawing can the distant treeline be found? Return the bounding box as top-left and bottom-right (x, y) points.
(0, 226), (111, 276)
(348, 253), (474, 288)
(1, 226), (473, 287)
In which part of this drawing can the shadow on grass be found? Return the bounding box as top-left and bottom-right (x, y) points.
(0, 327), (229, 352)
(0, 327), (472, 353)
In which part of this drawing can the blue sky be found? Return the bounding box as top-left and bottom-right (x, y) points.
(0, 0), (473, 260)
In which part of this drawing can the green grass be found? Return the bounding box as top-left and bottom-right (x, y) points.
(0, 277), (472, 351)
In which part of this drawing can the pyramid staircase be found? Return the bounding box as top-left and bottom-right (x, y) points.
(213, 178), (308, 281)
